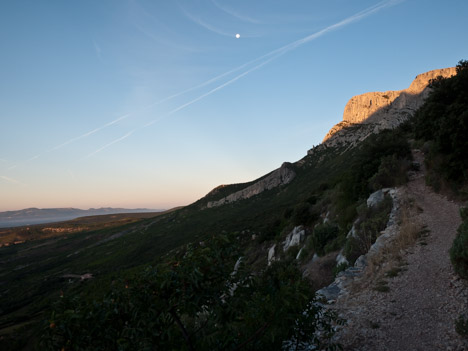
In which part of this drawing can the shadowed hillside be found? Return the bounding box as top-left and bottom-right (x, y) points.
(2, 63), (467, 350)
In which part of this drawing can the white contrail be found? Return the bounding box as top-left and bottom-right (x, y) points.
(0, 175), (26, 186)
(153, 0), (404, 118)
(211, 0), (262, 24)
(178, 1), (234, 37)
(6, 113), (130, 170)
(84, 0), (404, 156)
(239, 0), (404, 68)
(93, 40), (104, 62)
(83, 129), (137, 159)
(146, 50), (278, 108)
(166, 52), (283, 117)
(50, 113), (130, 152)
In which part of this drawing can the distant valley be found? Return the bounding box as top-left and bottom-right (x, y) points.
(0, 207), (163, 228)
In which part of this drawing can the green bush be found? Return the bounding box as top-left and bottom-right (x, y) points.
(333, 262), (349, 277)
(291, 202), (319, 226)
(369, 154), (410, 191)
(413, 60), (468, 193)
(344, 196), (393, 264)
(450, 208), (468, 279)
(455, 314), (468, 337)
(41, 235), (342, 350)
(333, 129), (411, 228)
(311, 223), (339, 256)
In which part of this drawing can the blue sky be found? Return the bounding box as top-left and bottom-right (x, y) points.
(1, 0), (467, 211)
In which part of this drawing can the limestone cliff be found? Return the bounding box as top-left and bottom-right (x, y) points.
(205, 67), (456, 208)
(206, 162), (295, 208)
(319, 67), (456, 149)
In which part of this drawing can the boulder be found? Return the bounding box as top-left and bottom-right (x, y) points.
(336, 251), (349, 266)
(283, 226), (305, 251)
(267, 244), (276, 266)
(367, 189), (384, 207)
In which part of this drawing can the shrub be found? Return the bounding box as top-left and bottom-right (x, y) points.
(291, 202), (319, 226)
(450, 208), (468, 279)
(455, 314), (468, 337)
(369, 154), (410, 191)
(333, 262), (349, 277)
(41, 235), (342, 350)
(344, 196), (393, 264)
(412, 59), (468, 194)
(311, 223), (339, 256)
(334, 129), (411, 225)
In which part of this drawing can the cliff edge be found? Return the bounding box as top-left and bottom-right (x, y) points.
(320, 67), (456, 149)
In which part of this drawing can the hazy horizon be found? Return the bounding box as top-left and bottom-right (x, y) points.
(2, 0), (468, 212)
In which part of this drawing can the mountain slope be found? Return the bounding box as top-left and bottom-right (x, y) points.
(1, 64), (464, 350)
(198, 67), (456, 209)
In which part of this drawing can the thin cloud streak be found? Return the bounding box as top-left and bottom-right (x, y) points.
(50, 114), (130, 152)
(153, 0), (404, 119)
(25, 155), (40, 162)
(144, 53), (283, 126)
(167, 53), (282, 117)
(146, 53), (275, 108)
(178, 3), (234, 37)
(93, 40), (103, 62)
(211, 0), (262, 24)
(134, 23), (200, 52)
(6, 114), (130, 170)
(67, 168), (76, 181)
(0, 175), (26, 186)
(82, 0), (404, 157)
(83, 129), (137, 159)
(246, 0), (404, 68)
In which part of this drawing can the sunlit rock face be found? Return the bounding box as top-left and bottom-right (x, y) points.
(320, 67), (457, 148)
(206, 162), (295, 208)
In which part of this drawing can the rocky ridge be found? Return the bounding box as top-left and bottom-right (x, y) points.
(206, 162), (295, 208)
(312, 67), (456, 152)
(205, 67), (456, 209)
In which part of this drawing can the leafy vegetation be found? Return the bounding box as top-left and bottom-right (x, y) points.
(344, 195), (393, 264)
(310, 223), (340, 256)
(0, 121), (413, 349)
(455, 314), (468, 337)
(413, 60), (468, 196)
(450, 208), (468, 279)
(331, 130), (411, 228)
(40, 235), (342, 351)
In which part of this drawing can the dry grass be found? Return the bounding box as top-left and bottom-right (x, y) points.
(348, 196), (423, 293)
(394, 203), (422, 252)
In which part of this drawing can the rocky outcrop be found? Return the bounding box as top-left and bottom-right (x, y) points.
(268, 244), (276, 266)
(283, 226), (305, 251)
(206, 162), (295, 208)
(316, 188), (399, 302)
(318, 67), (456, 150)
(367, 189), (386, 207)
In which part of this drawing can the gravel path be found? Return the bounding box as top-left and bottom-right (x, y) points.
(335, 150), (468, 351)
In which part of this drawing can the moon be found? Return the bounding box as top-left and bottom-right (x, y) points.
(235, 33), (240, 39)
